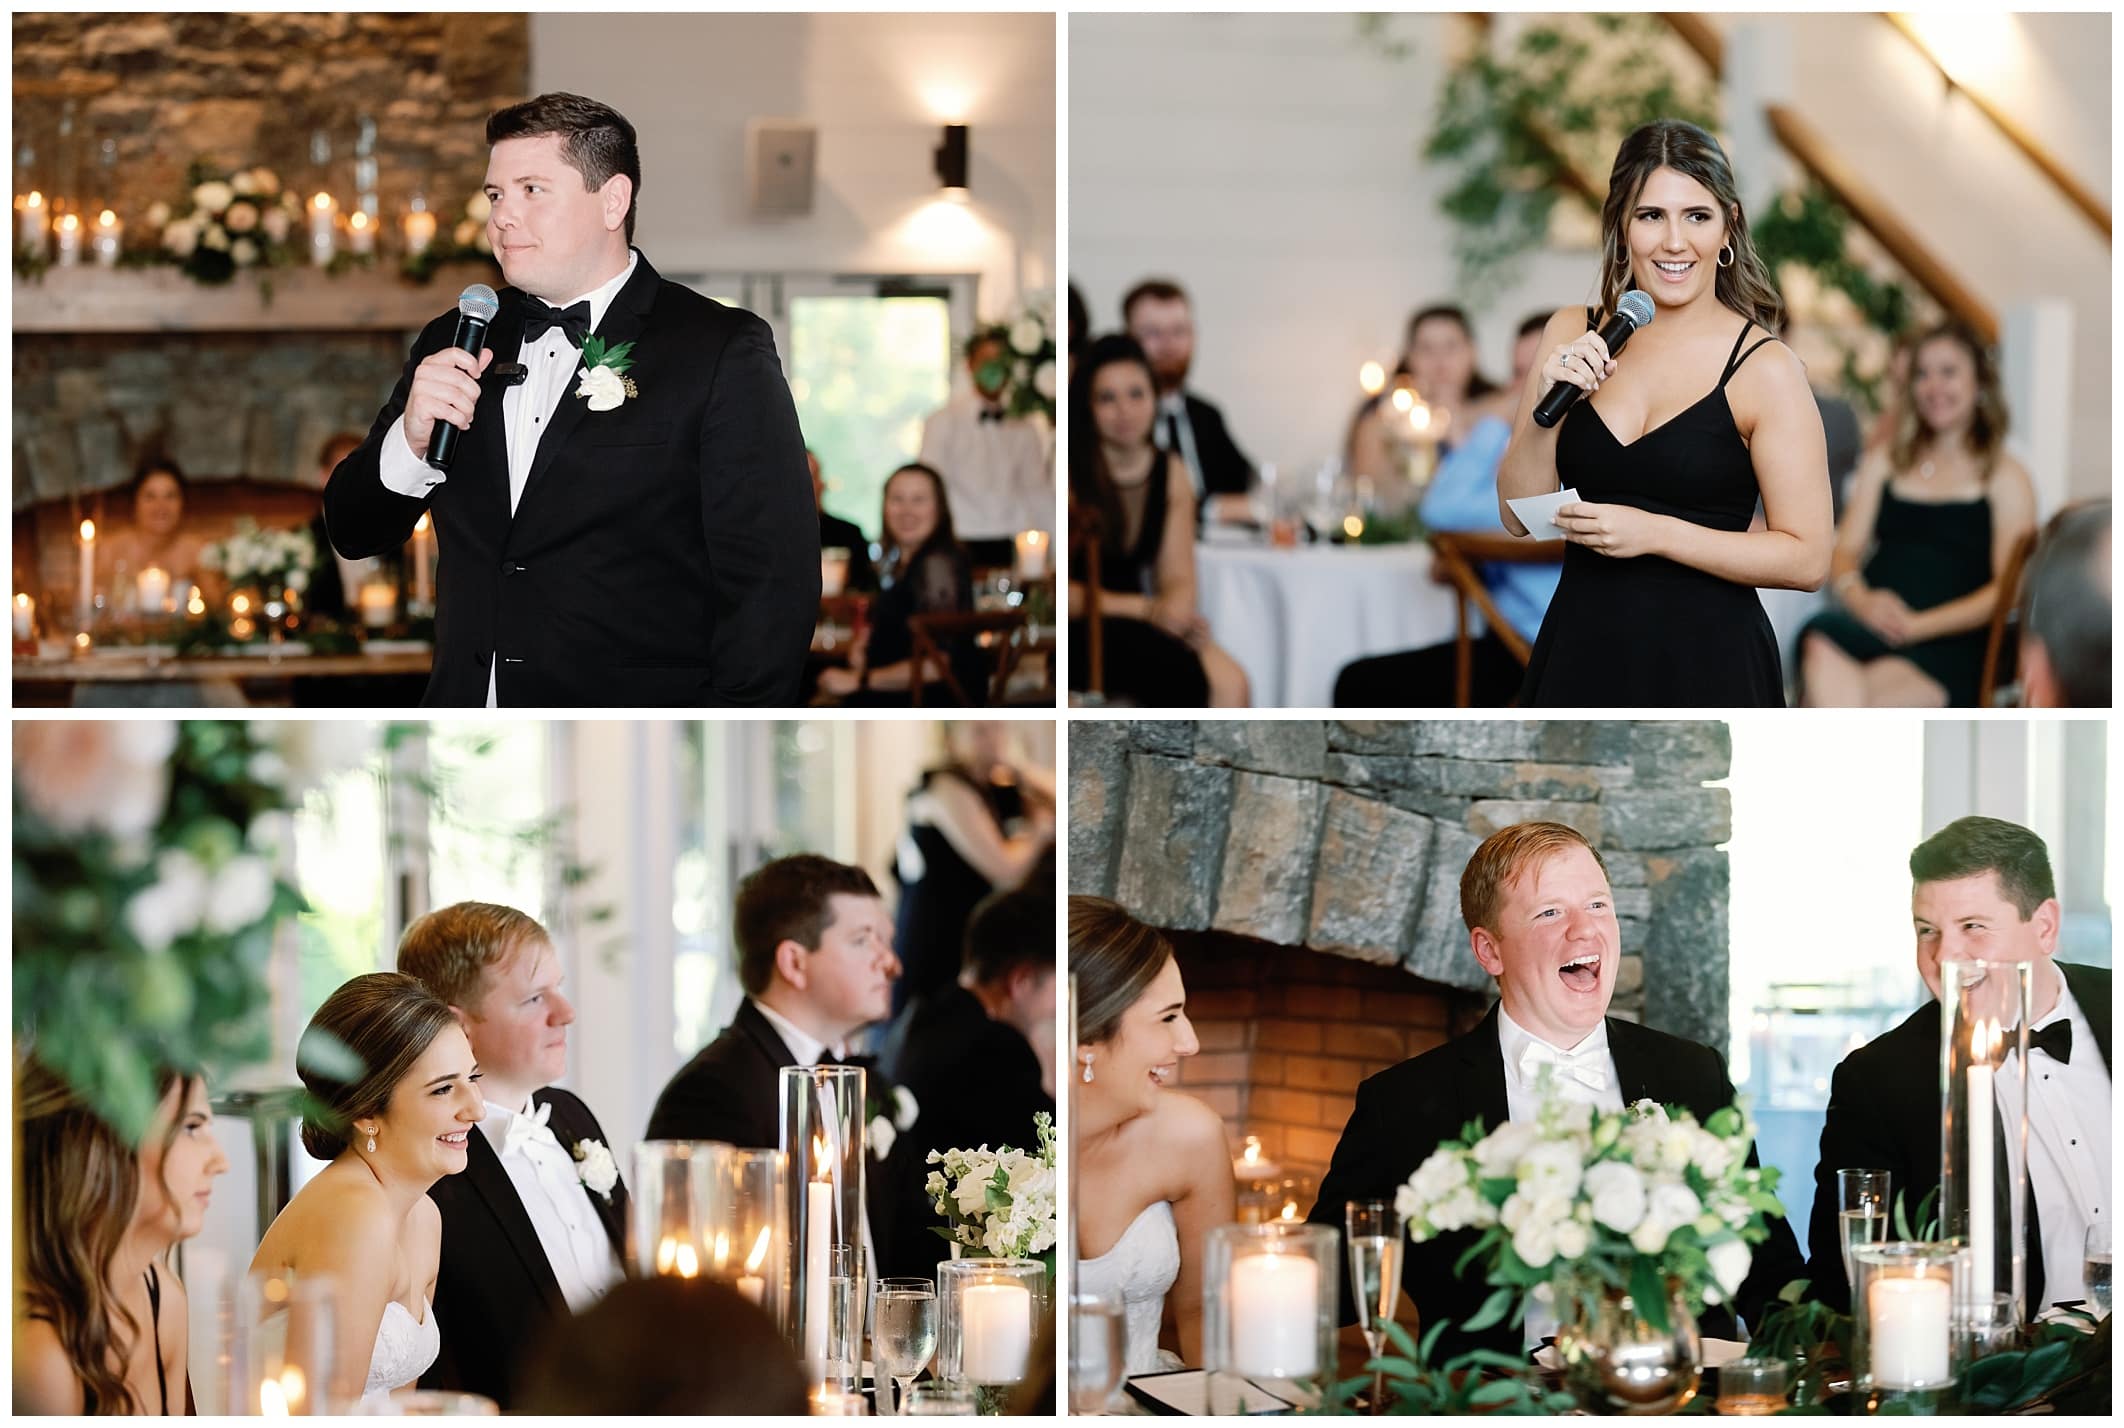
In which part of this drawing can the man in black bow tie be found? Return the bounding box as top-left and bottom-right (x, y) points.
(397, 902), (628, 1409)
(1308, 821), (1805, 1362)
(918, 327), (1053, 568)
(325, 92), (816, 707)
(1806, 816), (2111, 1314)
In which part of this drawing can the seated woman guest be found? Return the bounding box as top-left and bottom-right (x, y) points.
(1335, 305), (1561, 705)
(18, 1060), (230, 1414)
(250, 973), (483, 1413)
(1066, 335), (1248, 707)
(100, 456), (205, 606)
(817, 463), (981, 705)
(1800, 322), (2036, 706)
(1070, 896), (1234, 1372)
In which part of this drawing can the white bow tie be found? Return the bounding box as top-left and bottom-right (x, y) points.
(502, 1099), (556, 1159)
(1518, 1040), (1610, 1094)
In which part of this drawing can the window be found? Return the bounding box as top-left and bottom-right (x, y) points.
(291, 730), (390, 1024)
(424, 722), (555, 922)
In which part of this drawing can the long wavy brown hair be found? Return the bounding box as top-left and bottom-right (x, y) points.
(18, 1056), (192, 1415)
(1597, 119), (1783, 336)
(1889, 321), (2010, 481)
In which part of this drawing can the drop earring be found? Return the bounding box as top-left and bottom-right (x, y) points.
(1080, 1056), (1094, 1085)
(366, 1129), (377, 1153)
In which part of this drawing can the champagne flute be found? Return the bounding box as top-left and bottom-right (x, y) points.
(1837, 1169), (1890, 1287)
(870, 1278), (938, 1416)
(2084, 1223), (2111, 1319)
(1345, 1200), (1405, 1413)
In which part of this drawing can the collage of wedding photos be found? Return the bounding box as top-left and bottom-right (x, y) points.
(7, 6), (2114, 1425)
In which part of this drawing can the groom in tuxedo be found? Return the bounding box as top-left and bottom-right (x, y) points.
(397, 902), (628, 1408)
(1308, 821), (1806, 1362)
(325, 92), (817, 707)
(1805, 816), (2110, 1313)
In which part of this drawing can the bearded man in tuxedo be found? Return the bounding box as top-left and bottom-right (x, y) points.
(326, 92), (817, 707)
(1308, 821), (1806, 1361)
(397, 903), (627, 1409)
(1805, 816), (2110, 1314)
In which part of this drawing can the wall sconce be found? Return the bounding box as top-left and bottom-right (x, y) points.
(934, 124), (969, 201)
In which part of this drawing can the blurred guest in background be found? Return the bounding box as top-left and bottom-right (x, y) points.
(519, 1276), (807, 1416)
(1801, 322), (2035, 707)
(890, 720), (1054, 1014)
(1510, 311), (1550, 390)
(99, 455), (204, 599)
(1067, 334), (1246, 706)
(817, 463), (980, 705)
(920, 329), (1054, 568)
(1123, 279), (1255, 522)
(2020, 498), (2111, 708)
(17, 1062), (228, 1415)
(1344, 304), (1501, 483)
(811, 449), (879, 595)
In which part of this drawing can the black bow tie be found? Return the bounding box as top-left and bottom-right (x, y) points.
(522, 297), (592, 346)
(2024, 1019), (2072, 1065)
(978, 407), (1007, 424)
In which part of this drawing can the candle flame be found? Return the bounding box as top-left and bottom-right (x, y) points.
(260, 1364), (306, 1415)
(16, 593), (31, 609)
(813, 1130), (832, 1183)
(79, 519), (96, 542)
(312, 192), (332, 210)
(655, 1235), (700, 1278)
(1359, 361), (1386, 396)
(745, 1226), (772, 1273)
(57, 213), (79, 233)
(1342, 514), (1364, 539)
(714, 1230), (731, 1269)
(231, 593), (252, 615)
(187, 586), (206, 617)
(1390, 387), (1415, 413)
(26, 190), (43, 207)
(1241, 1136), (1262, 1166)
(98, 209), (116, 227)
(414, 512), (432, 534)
(1280, 1200), (1300, 1221)
(73, 631), (92, 651)
(349, 211), (370, 231)
(1409, 403), (1433, 433)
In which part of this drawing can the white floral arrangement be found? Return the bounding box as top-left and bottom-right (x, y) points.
(573, 1137), (619, 1203)
(1398, 1087), (1784, 1335)
(973, 292), (1058, 425)
(148, 161), (307, 285)
(925, 1110), (1057, 1261)
(201, 518), (317, 597)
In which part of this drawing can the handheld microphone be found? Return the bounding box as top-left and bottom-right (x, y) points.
(1532, 289), (1656, 430)
(426, 283), (501, 471)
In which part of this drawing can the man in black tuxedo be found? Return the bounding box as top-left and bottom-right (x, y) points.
(1123, 278), (1256, 522)
(877, 886), (1056, 1278)
(396, 902), (627, 1410)
(646, 855), (904, 1251)
(325, 92), (817, 707)
(1308, 821), (1806, 1363)
(1805, 816), (2110, 1314)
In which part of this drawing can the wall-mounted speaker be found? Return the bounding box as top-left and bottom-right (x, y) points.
(746, 119), (817, 216)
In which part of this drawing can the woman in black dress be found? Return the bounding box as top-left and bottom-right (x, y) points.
(1066, 334), (1249, 706)
(817, 462), (982, 705)
(1499, 119), (1833, 706)
(1798, 322), (2036, 706)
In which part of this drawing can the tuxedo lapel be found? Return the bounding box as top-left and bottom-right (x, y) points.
(1606, 1018), (1659, 1108)
(2060, 962), (2111, 1073)
(470, 299), (524, 522)
(1454, 1003), (1512, 1135)
(515, 252), (660, 514)
(535, 1089), (629, 1262)
(459, 1122), (567, 1314)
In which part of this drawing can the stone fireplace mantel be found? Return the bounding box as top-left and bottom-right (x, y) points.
(12, 262), (500, 335)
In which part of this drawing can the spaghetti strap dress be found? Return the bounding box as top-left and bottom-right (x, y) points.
(1520, 319), (1786, 707)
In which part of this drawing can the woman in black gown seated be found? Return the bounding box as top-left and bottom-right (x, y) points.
(1798, 322), (2035, 706)
(1499, 119), (1832, 707)
(1066, 334), (1248, 706)
(817, 462), (983, 705)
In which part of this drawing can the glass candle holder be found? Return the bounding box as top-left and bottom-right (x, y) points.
(631, 1139), (716, 1279)
(1204, 1222), (1337, 1412)
(1853, 1242), (1958, 1405)
(1714, 1357), (1794, 1416)
(1940, 957), (2032, 1329)
(937, 1258), (1043, 1388)
(226, 1267), (340, 1414)
(703, 1144), (786, 1317)
(781, 1064), (866, 1372)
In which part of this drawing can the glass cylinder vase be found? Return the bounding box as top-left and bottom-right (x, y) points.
(1939, 957), (2032, 1338)
(1853, 1241), (1958, 1409)
(781, 1064), (867, 1376)
(632, 1140), (717, 1279)
(1203, 1222), (1337, 1412)
(703, 1144), (787, 1318)
(938, 1256), (1044, 1398)
(225, 1267), (340, 1415)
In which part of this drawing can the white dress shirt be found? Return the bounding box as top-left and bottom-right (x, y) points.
(378, 250), (641, 707)
(1497, 1007), (1625, 1349)
(1154, 392), (1206, 500)
(477, 1094), (622, 1314)
(1991, 975), (2109, 1307)
(917, 394), (1053, 541)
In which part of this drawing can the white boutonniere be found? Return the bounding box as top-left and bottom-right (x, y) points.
(575, 335), (639, 412)
(867, 1086), (920, 1162)
(572, 1137), (618, 1202)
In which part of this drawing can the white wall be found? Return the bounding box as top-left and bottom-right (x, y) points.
(531, 12), (1055, 321)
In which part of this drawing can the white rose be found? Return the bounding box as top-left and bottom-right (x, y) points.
(1009, 317), (1044, 355)
(204, 855), (275, 934)
(1473, 1120), (1538, 1179)
(892, 1086), (920, 1130)
(1648, 1181), (1702, 1230)
(1517, 1140), (1584, 1201)
(224, 202), (258, 233)
(1409, 1147), (1469, 1207)
(1394, 1182), (1423, 1227)
(231, 238), (259, 267)
(251, 167), (281, 197)
(1687, 1127), (1733, 1179)
(145, 201), (172, 228)
(1553, 1219), (1591, 1260)
(577, 364), (627, 412)
(572, 1138), (619, 1199)
(193, 180), (234, 214)
(1512, 1215), (1559, 1269)
(163, 220), (199, 258)
(1500, 1191), (1530, 1233)
(1429, 1186), (1485, 1232)
(869, 1112), (896, 1160)
(1585, 1161), (1648, 1234)
(465, 192), (492, 222)
(1706, 1239), (1753, 1303)
(1032, 360), (1056, 400)
(126, 849), (211, 950)
(1631, 1217), (1674, 1255)
(261, 207), (291, 243)
(201, 224), (230, 252)
(953, 1173), (990, 1219)
(231, 171), (258, 196)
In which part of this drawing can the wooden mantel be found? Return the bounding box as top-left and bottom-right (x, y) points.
(11, 261), (499, 335)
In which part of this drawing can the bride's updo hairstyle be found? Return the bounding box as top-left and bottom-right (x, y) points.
(1069, 896), (1175, 1044)
(296, 972), (458, 1160)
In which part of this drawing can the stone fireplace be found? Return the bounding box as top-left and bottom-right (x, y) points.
(1069, 719), (1736, 1172)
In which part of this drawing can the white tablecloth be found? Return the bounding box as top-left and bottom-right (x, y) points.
(1195, 541), (1458, 708)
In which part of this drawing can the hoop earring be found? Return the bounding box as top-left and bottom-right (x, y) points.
(1718, 244), (1734, 268)
(1080, 1056), (1095, 1085)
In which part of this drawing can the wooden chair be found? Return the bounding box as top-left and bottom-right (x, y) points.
(906, 608), (1039, 706)
(1426, 532), (1565, 707)
(1066, 516), (1102, 698)
(1977, 530), (2039, 706)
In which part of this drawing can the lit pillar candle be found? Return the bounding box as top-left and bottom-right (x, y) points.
(137, 565), (171, 614)
(347, 209), (374, 255)
(18, 190), (50, 258)
(961, 1281), (1032, 1382)
(805, 1171), (833, 1365)
(54, 212), (83, 267)
(1966, 1021), (1996, 1306)
(308, 192), (336, 266)
(91, 208), (122, 267)
(14, 591), (34, 642)
(411, 512), (434, 608)
(1229, 1250), (1319, 1377)
(356, 578), (395, 628)
(737, 1226), (770, 1306)
(76, 519), (96, 625)
(1013, 528), (1050, 579)
(1868, 1276), (1950, 1388)
(403, 207), (437, 255)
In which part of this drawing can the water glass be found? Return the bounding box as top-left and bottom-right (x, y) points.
(1070, 1293), (1126, 1413)
(1837, 1168), (1891, 1285)
(903, 1383), (978, 1415)
(2085, 1222), (2111, 1318)
(872, 1277), (939, 1415)
(824, 1244), (862, 1392)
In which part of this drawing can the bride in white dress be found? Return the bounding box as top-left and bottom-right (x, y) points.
(1070, 898), (1236, 1373)
(250, 973), (483, 1411)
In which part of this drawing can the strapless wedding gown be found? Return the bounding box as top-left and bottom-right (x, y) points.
(1075, 1201), (1181, 1375)
(359, 1298), (440, 1412)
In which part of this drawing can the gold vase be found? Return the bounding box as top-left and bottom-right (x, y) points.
(1553, 1272), (1702, 1415)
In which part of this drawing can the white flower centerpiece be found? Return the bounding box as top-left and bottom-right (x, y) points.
(150, 160), (308, 288)
(972, 293), (1058, 426)
(925, 1111), (1058, 1263)
(1398, 1089), (1784, 1355)
(201, 519), (317, 635)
